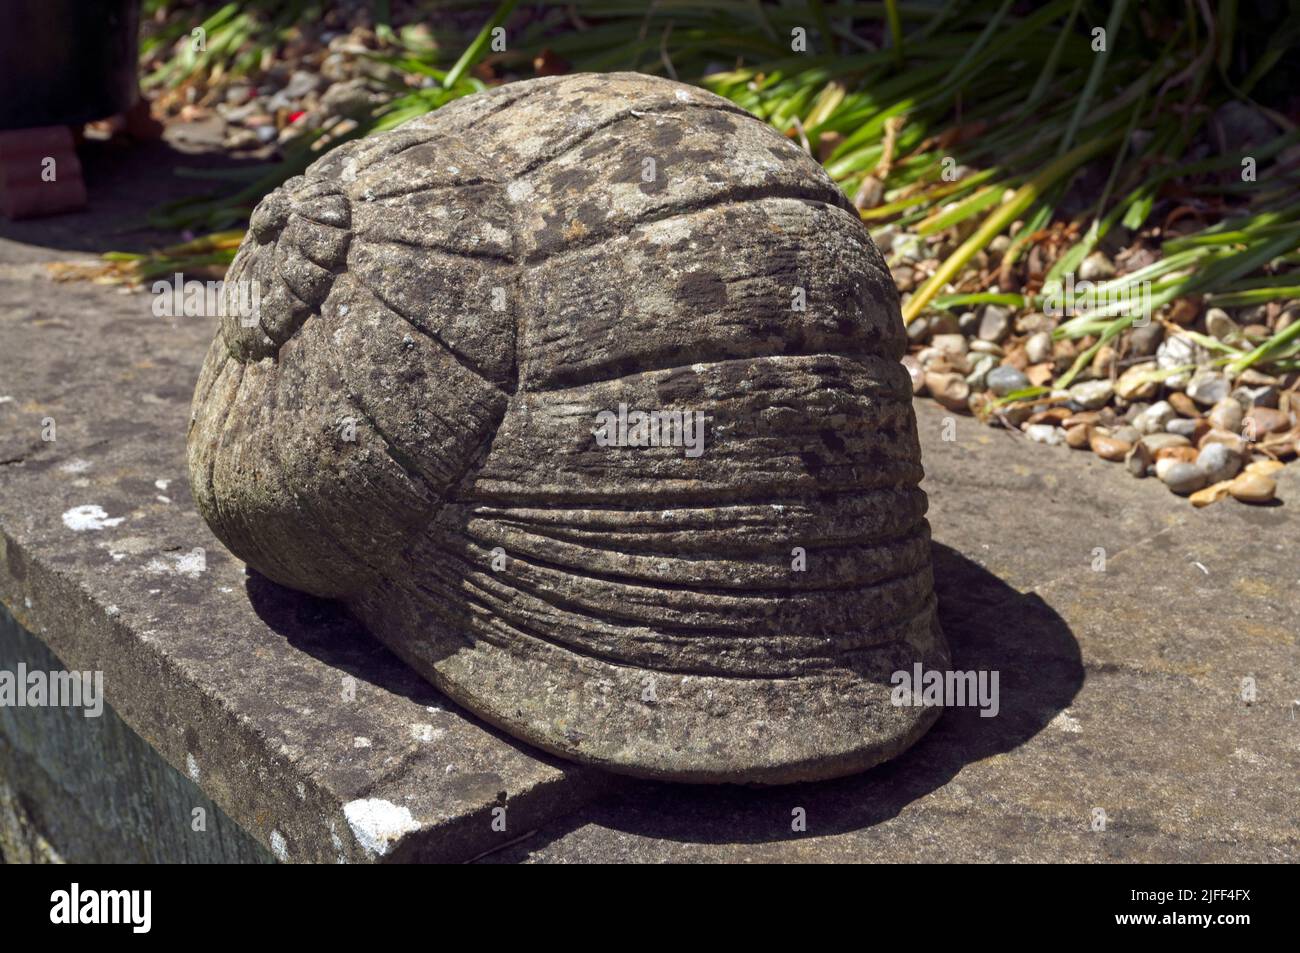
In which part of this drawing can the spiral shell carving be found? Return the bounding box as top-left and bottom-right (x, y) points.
(188, 72), (949, 783)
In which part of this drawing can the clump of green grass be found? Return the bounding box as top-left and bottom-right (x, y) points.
(114, 0), (1300, 388)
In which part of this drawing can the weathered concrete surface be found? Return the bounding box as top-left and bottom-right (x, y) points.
(0, 125), (619, 860)
(0, 604), (272, 863)
(482, 404), (1300, 861)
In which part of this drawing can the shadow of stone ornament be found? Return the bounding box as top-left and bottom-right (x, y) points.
(187, 72), (949, 784)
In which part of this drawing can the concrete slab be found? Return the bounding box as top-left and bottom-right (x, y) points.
(0, 263), (614, 863)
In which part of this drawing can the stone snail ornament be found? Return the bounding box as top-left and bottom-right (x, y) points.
(187, 72), (950, 784)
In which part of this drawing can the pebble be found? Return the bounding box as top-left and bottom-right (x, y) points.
(891, 232), (924, 262)
(1133, 400), (1175, 435)
(925, 372), (971, 412)
(1064, 424), (1092, 449)
(1110, 425), (1141, 445)
(1078, 251), (1116, 281)
(1025, 331), (1053, 364)
(1068, 379), (1114, 411)
(1196, 443), (1243, 483)
(1123, 401), (1150, 422)
(1243, 406), (1292, 435)
(907, 316), (932, 343)
(1159, 461), (1207, 495)
(1189, 480), (1233, 507)
(1207, 399), (1243, 432)
(1062, 411), (1101, 428)
(1228, 471), (1277, 504)
(1234, 384), (1278, 409)
(1089, 431), (1131, 461)
(1167, 297), (1200, 326)
(1186, 371), (1230, 407)
(1015, 312), (1055, 334)
(986, 365), (1030, 397)
(1155, 445), (1199, 465)
(931, 333), (968, 358)
(969, 340), (1004, 356)
(1165, 417), (1201, 439)
(1205, 307), (1243, 343)
(1168, 392), (1199, 417)
(965, 354), (996, 390)
(1139, 433), (1191, 453)
(1156, 335), (1206, 390)
(1125, 442), (1152, 478)
(1245, 459), (1284, 478)
(928, 312), (961, 336)
(284, 69), (326, 100)
(977, 304), (1011, 343)
(1091, 344), (1118, 378)
(1198, 429), (1247, 454)
(1025, 423), (1066, 447)
(1115, 363), (1159, 401)
(1129, 322), (1164, 357)
(1028, 407), (1072, 425)
(225, 83), (255, 106)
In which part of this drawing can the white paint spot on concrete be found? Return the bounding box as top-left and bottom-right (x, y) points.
(62, 505), (125, 531)
(353, 736), (372, 748)
(1231, 747), (1265, 766)
(145, 548), (207, 578)
(174, 549), (206, 576)
(506, 179), (534, 203)
(59, 458), (92, 474)
(186, 752), (200, 781)
(269, 829), (289, 861)
(343, 798), (420, 857)
(410, 723), (443, 743)
(1050, 711), (1082, 734)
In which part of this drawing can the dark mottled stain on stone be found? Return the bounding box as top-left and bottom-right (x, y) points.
(675, 271), (728, 312)
(575, 203), (605, 227)
(656, 367), (706, 404)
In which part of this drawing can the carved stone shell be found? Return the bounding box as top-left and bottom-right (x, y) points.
(187, 72), (949, 784)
